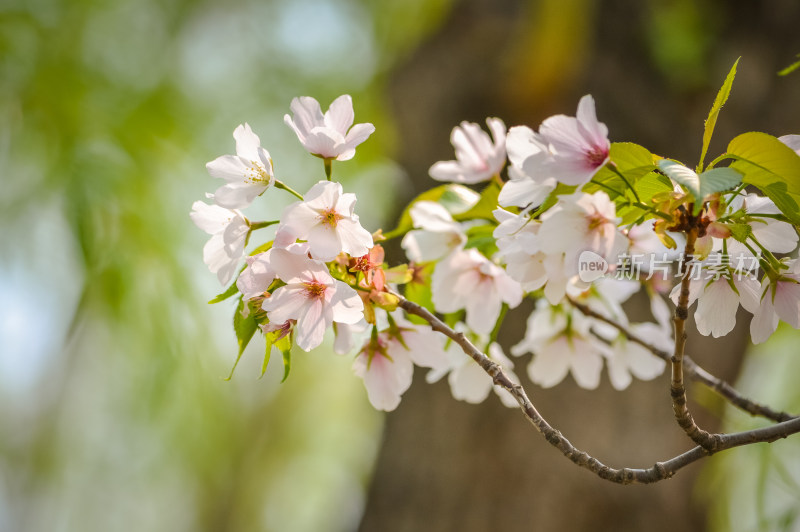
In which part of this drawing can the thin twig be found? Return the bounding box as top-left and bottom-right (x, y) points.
(397, 295), (800, 484)
(567, 297), (797, 423)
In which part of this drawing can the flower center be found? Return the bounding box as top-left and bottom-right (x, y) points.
(245, 161), (271, 184)
(302, 280), (327, 300)
(585, 146), (609, 168)
(319, 208), (343, 228)
(587, 211), (608, 230)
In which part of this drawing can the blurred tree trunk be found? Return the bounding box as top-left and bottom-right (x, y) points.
(359, 0), (800, 530)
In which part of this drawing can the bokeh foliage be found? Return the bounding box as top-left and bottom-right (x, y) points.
(0, 0), (454, 530)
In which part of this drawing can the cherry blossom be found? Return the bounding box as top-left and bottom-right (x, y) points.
(261, 249), (363, 351)
(537, 95), (611, 186)
(401, 201), (466, 262)
(493, 208), (573, 303)
(723, 193), (798, 256)
(429, 118), (507, 184)
(352, 321), (448, 411)
(190, 200), (249, 285)
(236, 252), (276, 301)
(536, 191), (627, 280)
(779, 134), (800, 155)
(284, 95), (375, 161)
(606, 323), (668, 391)
(280, 180), (373, 261)
(432, 248), (523, 334)
(427, 336), (519, 408)
(670, 272), (761, 338)
(205, 123), (275, 209)
(750, 261), (800, 344)
(499, 125), (556, 208)
(511, 302), (610, 389)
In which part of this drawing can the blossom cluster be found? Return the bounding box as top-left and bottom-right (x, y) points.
(193, 90), (800, 412)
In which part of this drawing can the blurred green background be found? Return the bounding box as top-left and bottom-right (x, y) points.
(1, 0), (798, 531)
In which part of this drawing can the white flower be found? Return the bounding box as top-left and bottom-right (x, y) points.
(280, 181), (373, 261)
(493, 208), (571, 303)
(606, 323), (668, 390)
(205, 123), (275, 209)
(750, 261), (800, 344)
(537, 94), (611, 186)
(236, 252), (276, 301)
(779, 134), (800, 155)
(499, 126), (556, 208)
(536, 191), (627, 279)
(427, 338), (519, 408)
(722, 193), (798, 256)
(429, 118), (507, 184)
(401, 201), (467, 262)
(284, 95), (375, 161)
(352, 321), (448, 411)
(333, 320), (369, 355)
(432, 248), (523, 334)
(670, 274), (761, 338)
(190, 200), (249, 285)
(261, 249), (363, 351)
(511, 302), (609, 389)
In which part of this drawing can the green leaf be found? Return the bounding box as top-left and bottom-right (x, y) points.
(657, 160), (742, 213)
(208, 279), (241, 304)
(532, 183), (577, 217)
(728, 223), (753, 243)
(699, 167), (742, 198)
(585, 142), (656, 198)
(249, 239), (274, 256)
(225, 298), (259, 380)
(452, 180), (501, 222)
(463, 223), (498, 256)
(403, 262), (435, 324)
(261, 333), (274, 378)
(699, 57), (739, 171)
(778, 54), (800, 76)
(728, 132), (800, 225)
(633, 171), (674, 201)
(279, 346), (292, 383)
(382, 184), (479, 240)
(658, 160), (701, 198)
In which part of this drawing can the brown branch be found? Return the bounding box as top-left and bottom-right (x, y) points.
(671, 227), (720, 449)
(567, 297), (797, 423)
(397, 295), (800, 484)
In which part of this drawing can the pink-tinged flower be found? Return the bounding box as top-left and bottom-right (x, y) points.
(280, 181), (373, 261)
(670, 273), (761, 338)
(236, 253), (277, 301)
(332, 320), (369, 355)
(606, 323), (668, 390)
(190, 200), (249, 285)
(538, 94), (610, 186)
(511, 301), (609, 389)
(779, 134), (800, 155)
(429, 118), (507, 184)
(352, 321), (448, 411)
(205, 123), (275, 209)
(750, 261), (800, 344)
(432, 248), (523, 335)
(401, 201), (466, 263)
(499, 126), (557, 208)
(261, 249), (363, 351)
(492, 208), (572, 303)
(284, 95), (375, 161)
(536, 191), (627, 279)
(722, 193), (798, 256)
(427, 336), (520, 408)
